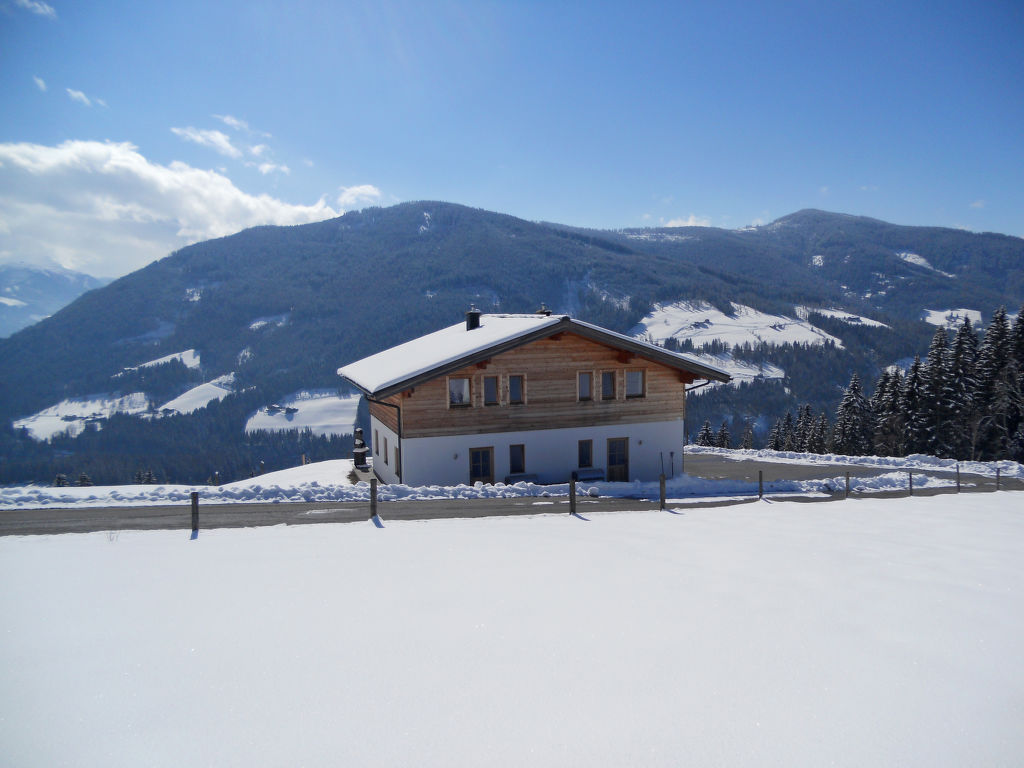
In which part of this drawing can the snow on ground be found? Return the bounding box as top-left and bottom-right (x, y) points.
(922, 308), (982, 329)
(2, 494), (1022, 768)
(795, 306), (889, 328)
(687, 351), (785, 385)
(156, 374), (235, 415)
(0, 452), (986, 510)
(120, 348), (201, 373)
(688, 444), (1024, 478)
(12, 392), (151, 441)
(635, 300), (842, 349)
(245, 390), (360, 437)
(248, 313), (289, 331)
(896, 251), (955, 278)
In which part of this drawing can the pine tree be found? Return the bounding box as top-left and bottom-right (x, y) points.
(716, 421), (731, 449)
(53, 473), (68, 487)
(740, 421), (754, 450)
(766, 419), (783, 451)
(781, 411), (797, 452)
(696, 420), (715, 446)
(946, 318), (979, 459)
(794, 404), (814, 452)
(809, 412), (830, 454)
(77, 472), (93, 487)
(973, 307), (1014, 459)
(917, 328), (951, 456)
(832, 373), (872, 456)
(873, 368), (904, 457)
(900, 356), (924, 455)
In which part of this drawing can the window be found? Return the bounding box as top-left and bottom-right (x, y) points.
(383, 436), (389, 465)
(601, 371), (616, 400)
(509, 444), (525, 474)
(448, 377), (471, 406)
(578, 439), (593, 468)
(484, 376), (499, 405)
(509, 374), (525, 404)
(626, 369), (645, 398)
(578, 371), (592, 401)
(470, 447), (494, 484)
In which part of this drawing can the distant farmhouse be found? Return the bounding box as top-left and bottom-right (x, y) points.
(339, 308), (730, 486)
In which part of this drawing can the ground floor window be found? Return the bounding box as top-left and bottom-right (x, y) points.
(578, 439), (593, 468)
(509, 444), (525, 474)
(470, 447), (494, 484)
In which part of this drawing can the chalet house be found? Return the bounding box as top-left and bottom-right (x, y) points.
(338, 309), (730, 486)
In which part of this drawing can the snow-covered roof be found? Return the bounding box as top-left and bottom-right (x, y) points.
(339, 313), (730, 397)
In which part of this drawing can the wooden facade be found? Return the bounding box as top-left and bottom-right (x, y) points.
(368, 332), (697, 440)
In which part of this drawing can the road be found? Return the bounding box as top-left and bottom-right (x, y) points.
(1, 453), (1017, 536)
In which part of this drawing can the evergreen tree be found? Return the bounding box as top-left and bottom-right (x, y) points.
(781, 411), (797, 452)
(873, 368), (904, 457)
(716, 421), (731, 449)
(973, 307), (1014, 459)
(77, 472), (93, 487)
(832, 373), (872, 456)
(809, 412), (830, 454)
(766, 419), (783, 451)
(945, 318), (979, 459)
(794, 404), (814, 452)
(740, 421), (754, 450)
(53, 473), (68, 487)
(696, 420), (715, 446)
(917, 328), (952, 456)
(900, 357), (925, 455)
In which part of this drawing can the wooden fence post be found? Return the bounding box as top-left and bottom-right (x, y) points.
(758, 470), (763, 499)
(956, 463), (961, 493)
(996, 468), (1001, 491)
(190, 491), (199, 539)
(569, 475), (577, 516)
(908, 471), (913, 496)
(370, 478), (378, 519)
(659, 474), (666, 510)
(845, 472), (850, 499)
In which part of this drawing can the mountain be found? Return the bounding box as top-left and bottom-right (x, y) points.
(2, 202), (1022, 484)
(0, 263), (109, 338)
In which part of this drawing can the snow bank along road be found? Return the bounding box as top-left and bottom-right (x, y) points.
(2, 495), (1022, 767)
(2, 452), (1020, 536)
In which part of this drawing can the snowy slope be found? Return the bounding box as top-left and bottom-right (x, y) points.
(922, 308), (982, 329)
(13, 393), (150, 440)
(795, 306), (889, 328)
(687, 351), (785, 385)
(156, 374), (234, 415)
(635, 301), (842, 348)
(245, 391), (360, 437)
(119, 349), (201, 374)
(2, 495), (1022, 768)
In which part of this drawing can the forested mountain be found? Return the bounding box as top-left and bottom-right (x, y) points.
(0, 263), (108, 338)
(2, 202), (1022, 484)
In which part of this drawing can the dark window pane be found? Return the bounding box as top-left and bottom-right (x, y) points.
(578, 372), (592, 400)
(602, 371), (616, 400)
(484, 376), (498, 405)
(578, 439), (592, 468)
(510, 444), (525, 474)
(509, 375), (524, 404)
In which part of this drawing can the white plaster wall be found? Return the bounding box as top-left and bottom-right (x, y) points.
(369, 415), (400, 484)
(399, 420), (685, 487)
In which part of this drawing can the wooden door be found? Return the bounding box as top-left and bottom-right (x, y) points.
(607, 438), (628, 482)
(469, 447), (494, 485)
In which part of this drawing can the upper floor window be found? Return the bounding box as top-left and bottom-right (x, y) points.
(509, 374), (525, 405)
(601, 371), (616, 400)
(578, 371), (592, 401)
(448, 377), (471, 407)
(626, 369), (645, 398)
(484, 376), (499, 405)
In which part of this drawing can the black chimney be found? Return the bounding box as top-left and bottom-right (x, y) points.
(536, 303), (551, 316)
(465, 305), (481, 331)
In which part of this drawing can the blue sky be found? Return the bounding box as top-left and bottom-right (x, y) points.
(2, 0), (1022, 277)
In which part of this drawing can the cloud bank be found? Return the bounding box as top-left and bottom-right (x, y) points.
(0, 140), (359, 277)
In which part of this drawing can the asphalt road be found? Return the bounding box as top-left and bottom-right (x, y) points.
(2, 453), (1018, 537)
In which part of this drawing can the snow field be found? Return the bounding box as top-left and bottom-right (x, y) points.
(244, 391), (360, 437)
(2, 495), (1022, 767)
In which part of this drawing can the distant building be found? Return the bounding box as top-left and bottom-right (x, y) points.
(338, 309), (730, 486)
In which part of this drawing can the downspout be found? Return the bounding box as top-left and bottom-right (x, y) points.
(366, 396), (402, 483)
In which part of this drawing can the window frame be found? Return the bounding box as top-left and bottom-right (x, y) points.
(577, 371), (593, 402)
(508, 374), (526, 405)
(578, 439), (593, 468)
(448, 376), (472, 408)
(509, 444), (526, 475)
(483, 375), (499, 406)
(601, 370), (617, 400)
(625, 368), (646, 399)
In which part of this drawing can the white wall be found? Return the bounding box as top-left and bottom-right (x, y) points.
(369, 415), (400, 484)
(399, 419), (685, 487)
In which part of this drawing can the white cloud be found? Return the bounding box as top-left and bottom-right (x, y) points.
(0, 140), (345, 277)
(819, 186), (830, 196)
(970, 199), (986, 209)
(337, 184), (382, 208)
(66, 88), (91, 107)
(213, 114), (249, 132)
(663, 214), (711, 227)
(170, 127), (242, 158)
(248, 144), (269, 157)
(15, 0), (56, 18)
(32, 76), (47, 92)
(257, 162), (290, 175)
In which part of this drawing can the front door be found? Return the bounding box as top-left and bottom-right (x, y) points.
(469, 447), (494, 485)
(607, 438), (629, 482)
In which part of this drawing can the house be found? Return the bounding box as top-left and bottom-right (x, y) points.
(338, 308), (730, 486)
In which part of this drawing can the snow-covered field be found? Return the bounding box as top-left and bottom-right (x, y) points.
(795, 306), (889, 328)
(245, 391), (360, 437)
(2, 494), (1022, 767)
(635, 300), (842, 349)
(156, 374), (234, 415)
(12, 392), (151, 440)
(686, 351), (785, 385)
(922, 308), (982, 329)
